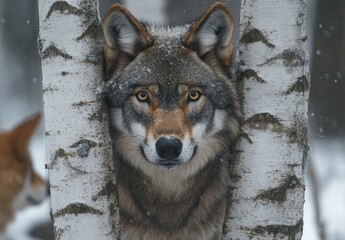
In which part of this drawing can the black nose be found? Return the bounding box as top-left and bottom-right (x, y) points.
(155, 137), (182, 160)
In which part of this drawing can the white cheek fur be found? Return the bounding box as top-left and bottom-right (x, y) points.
(143, 135), (158, 163)
(192, 123), (207, 142)
(211, 110), (226, 134)
(179, 137), (194, 163)
(111, 108), (127, 133)
(130, 123), (146, 141)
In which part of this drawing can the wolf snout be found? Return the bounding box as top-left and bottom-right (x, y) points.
(155, 137), (182, 160)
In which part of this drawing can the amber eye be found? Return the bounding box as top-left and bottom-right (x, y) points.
(188, 90), (201, 102)
(136, 91), (150, 103)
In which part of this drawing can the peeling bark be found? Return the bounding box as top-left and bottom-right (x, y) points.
(223, 0), (309, 239)
(38, 0), (119, 239)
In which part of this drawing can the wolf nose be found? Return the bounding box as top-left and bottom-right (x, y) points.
(155, 137), (182, 160)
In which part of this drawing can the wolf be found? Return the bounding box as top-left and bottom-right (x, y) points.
(102, 2), (241, 239)
(0, 114), (47, 238)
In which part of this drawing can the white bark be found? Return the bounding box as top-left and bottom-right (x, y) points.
(223, 0), (309, 239)
(38, 1), (119, 239)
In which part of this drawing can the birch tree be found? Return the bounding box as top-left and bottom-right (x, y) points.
(38, 1), (119, 239)
(223, 0), (310, 239)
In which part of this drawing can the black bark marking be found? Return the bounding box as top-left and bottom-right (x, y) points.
(300, 36), (308, 42)
(76, 22), (101, 41)
(46, 1), (81, 20)
(228, 148), (243, 183)
(42, 84), (58, 92)
(245, 113), (308, 147)
(108, 203), (121, 238)
(223, 185), (233, 235)
(239, 69), (267, 83)
(51, 146), (87, 174)
(287, 114), (308, 146)
(70, 139), (97, 158)
(42, 45), (72, 60)
(245, 113), (284, 132)
(287, 163), (300, 168)
(54, 228), (64, 240)
(285, 75), (310, 94)
(259, 49), (304, 67)
(53, 202), (103, 218)
(51, 148), (67, 167)
(38, 38), (43, 57)
(302, 143), (310, 174)
(108, 203), (117, 218)
(66, 160), (88, 175)
(84, 50), (104, 65)
(53, 149), (65, 159)
(239, 132), (253, 144)
(71, 100), (97, 107)
(282, 49), (305, 67)
(256, 175), (302, 202)
(252, 219), (303, 240)
(51, 148), (76, 168)
(78, 1), (99, 23)
(240, 28), (275, 48)
(53, 148), (74, 160)
(296, 8), (306, 28)
(61, 71), (70, 76)
(93, 181), (117, 201)
(77, 0), (103, 63)
(88, 110), (103, 122)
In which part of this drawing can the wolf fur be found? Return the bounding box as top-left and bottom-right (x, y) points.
(102, 3), (240, 239)
(0, 114), (47, 237)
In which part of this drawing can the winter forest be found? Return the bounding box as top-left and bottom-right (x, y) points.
(0, 0), (344, 239)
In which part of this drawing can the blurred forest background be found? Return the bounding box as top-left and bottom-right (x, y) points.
(0, 0), (344, 239)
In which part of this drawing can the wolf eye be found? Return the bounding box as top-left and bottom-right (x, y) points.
(187, 90), (201, 102)
(136, 91), (150, 103)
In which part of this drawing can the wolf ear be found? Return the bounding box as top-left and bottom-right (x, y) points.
(183, 3), (234, 67)
(9, 113), (40, 159)
(103, 4), (152, 78)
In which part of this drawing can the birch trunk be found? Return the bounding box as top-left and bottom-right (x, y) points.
(223, 0), (309, 239)
(38, 1), (119, 239)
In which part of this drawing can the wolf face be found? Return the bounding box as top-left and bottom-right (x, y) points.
(103, 3), (240, 177)
(0, 114), (47, 235)
(103, 3), (240, 239)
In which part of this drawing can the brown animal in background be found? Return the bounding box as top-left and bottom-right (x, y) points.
(0, 114), (47, 237)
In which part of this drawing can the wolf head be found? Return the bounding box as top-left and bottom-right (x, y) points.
(102, 3), (240, 177)
(0, 114), (47, 233)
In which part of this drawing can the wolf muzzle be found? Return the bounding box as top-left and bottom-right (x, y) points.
(155, 137), (182, 165)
